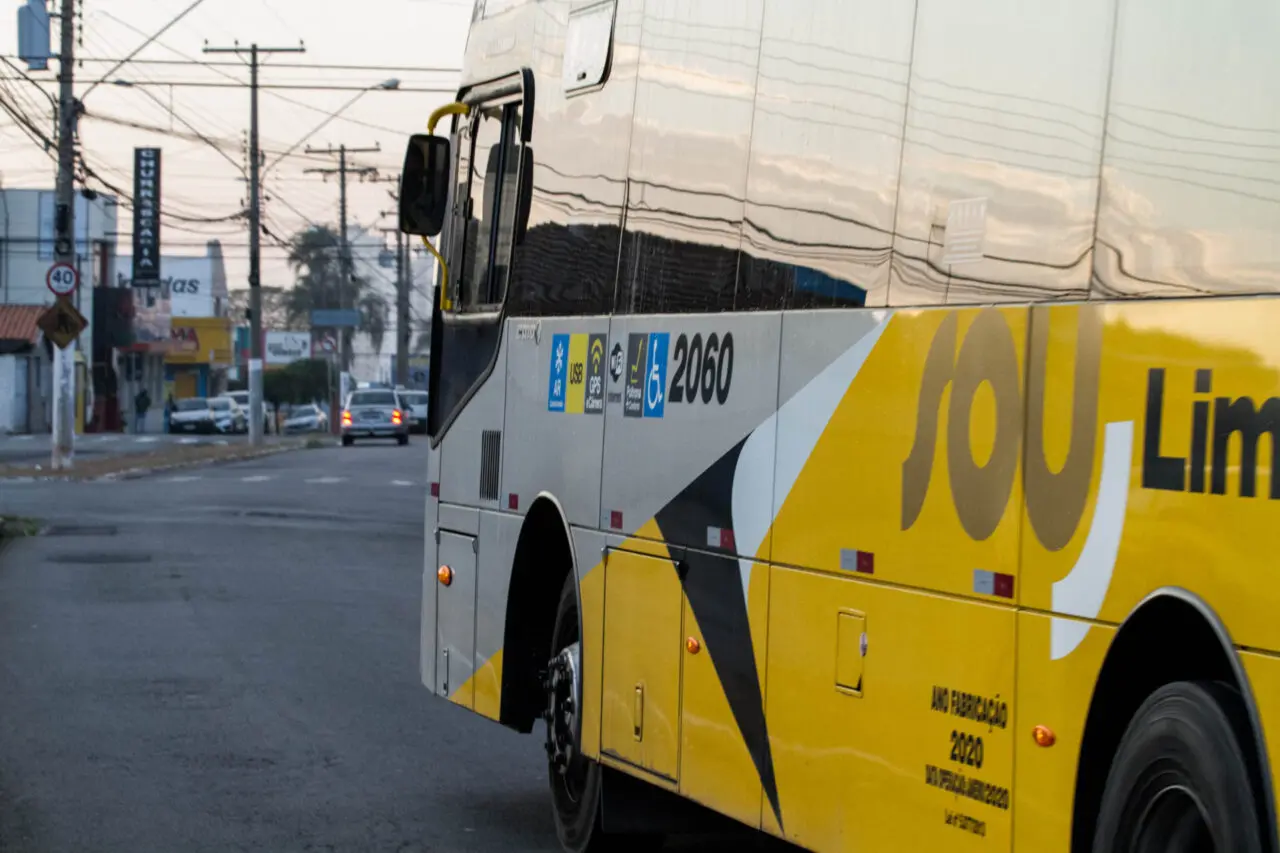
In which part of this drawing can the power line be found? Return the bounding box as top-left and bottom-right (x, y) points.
(4, 56), (461, 74)
(82, 0), (213, 100)
(0, 77), (453, 93)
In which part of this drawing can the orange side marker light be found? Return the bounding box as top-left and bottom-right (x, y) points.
(686, 637), (701, 655)
(437, 565), (454, 587)
(1032, 725), (1056, 747)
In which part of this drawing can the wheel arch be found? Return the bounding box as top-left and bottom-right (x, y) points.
(498, 492), (578, 733)
(1071, 587), (1278, 853)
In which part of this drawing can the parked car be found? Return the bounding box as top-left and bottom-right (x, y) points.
(283, 403), (328, 434)
(226, 390), (272, 434)
(397, 390), (428, 434)
(209, 397), (247, 434)
(340, 389), (409, 446)
(169, 398), (215, 433)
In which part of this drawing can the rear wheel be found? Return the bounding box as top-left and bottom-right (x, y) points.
(341, 435), (354, 447)
(1093, 681), (1263, 853)
(397, 434), (409, 446)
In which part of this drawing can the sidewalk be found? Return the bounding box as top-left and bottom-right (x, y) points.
(0, 433), (327, 481)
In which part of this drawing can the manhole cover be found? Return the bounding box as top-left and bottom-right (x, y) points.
(45, 552), (152, 565)
(43, 525), (119, 537)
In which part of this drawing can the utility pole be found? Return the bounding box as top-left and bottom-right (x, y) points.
(380, 192), (409, 387)
(203, 40), (304, 446)
(51, 0), (77, 470)
(304, 144), (378, 375)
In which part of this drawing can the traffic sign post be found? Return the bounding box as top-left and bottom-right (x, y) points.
(46, 262), (79, 297)
(37, 299), (88, 350)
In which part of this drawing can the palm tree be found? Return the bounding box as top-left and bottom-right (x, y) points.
(284, 225), (383, 369)
(358, 288), (388, 355)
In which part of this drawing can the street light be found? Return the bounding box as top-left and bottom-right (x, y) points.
(264, 78), (400, 175)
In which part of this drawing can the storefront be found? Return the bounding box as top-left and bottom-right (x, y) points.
(165, 317), (232, 400)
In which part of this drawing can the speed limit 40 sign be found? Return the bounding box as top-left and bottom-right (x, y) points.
(46, 262), (79, 297)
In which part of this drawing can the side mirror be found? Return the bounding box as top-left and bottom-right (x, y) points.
(399, 134), (451, 237)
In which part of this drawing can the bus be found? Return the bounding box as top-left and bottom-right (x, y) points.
(399, 1), (1280, 850)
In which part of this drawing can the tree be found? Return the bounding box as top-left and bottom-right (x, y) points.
(285, 225), (388, 366)
(358, 286), (388, 355)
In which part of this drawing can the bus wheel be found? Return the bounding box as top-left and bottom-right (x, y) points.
(544, 575), (658, 852)
(1093, 681), (1263, 853)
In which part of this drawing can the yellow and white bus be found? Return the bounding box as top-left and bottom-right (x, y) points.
(400, 1), (1280, 850)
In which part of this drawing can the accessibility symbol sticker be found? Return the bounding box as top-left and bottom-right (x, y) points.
(643, 332), (669, 419)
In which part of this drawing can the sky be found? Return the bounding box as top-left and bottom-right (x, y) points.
(0, 0), (472, 291)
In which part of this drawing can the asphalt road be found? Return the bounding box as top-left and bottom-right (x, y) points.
(0, 444), (793, 852)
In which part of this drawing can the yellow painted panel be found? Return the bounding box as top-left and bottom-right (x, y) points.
(1020, 299), (1280, 652)
(580, 558), (605, 762)
(1013, 611), (1116, 853)
(773, 307), (1028, 603)
(1240, 650), (1280, 845)
(566, 333), (587, 414)
(679, 561), (769, 830)
(472, 649), (503, 721)
(601, 548), (683, 780)
(767, 567), (1014, 851)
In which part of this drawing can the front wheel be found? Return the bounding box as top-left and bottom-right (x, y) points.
(1093, 680), (1263, 853)
(545, 576), (660, 853)
(396, 434), (409, 446)
(341, 435), (354, 447)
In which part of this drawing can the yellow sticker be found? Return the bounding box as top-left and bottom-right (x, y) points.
(566, 333), (588, 414)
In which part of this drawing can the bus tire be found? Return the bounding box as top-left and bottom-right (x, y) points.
(1093, 680), (1263, 853)
(546, 575), (659, 853)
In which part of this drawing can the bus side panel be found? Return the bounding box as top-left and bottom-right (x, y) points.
(421, 440), (441, 691)
(1240, 651), (1280, 845)
(504, 318), (610, 530)
(472, 509), (522, 722)
(438, 328), (508, 510)
(1013, 611), (1117, 853)
(1020, 298), (1280, 655)
(770, 306), (1028, 603)
(576, 527), (612, 764)
(766, 567), (1015, 851)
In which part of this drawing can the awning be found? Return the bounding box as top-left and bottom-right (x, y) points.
(0, 304), (44, 345)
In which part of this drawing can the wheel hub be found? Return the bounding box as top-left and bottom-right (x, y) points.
(543, 641), (581, 778)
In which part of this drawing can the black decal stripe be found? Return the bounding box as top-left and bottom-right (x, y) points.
(654, 438), (784, 831)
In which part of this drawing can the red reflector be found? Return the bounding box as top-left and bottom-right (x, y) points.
(856, 551), (875, 574)
(508, 493), (519, 511)
(719, 528), (736, 551)
(610, 510), (623, 530)
(429, 482), (440, 498)
(994, 573), (1015, 599)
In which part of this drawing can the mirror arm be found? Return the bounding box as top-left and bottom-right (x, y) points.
(428, 102), (471, 135)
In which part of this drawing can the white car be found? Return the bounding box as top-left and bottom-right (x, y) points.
(283, 403), (328, 433)
(226, 390), (272, 434)
(397, 390), (428, 434)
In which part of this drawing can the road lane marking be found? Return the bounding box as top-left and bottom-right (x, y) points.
(135, 437), (158, 444)
(391, 480), (415, 487)
(240, 475), (273, 483)
(305, 476), (346, 484)
(178, 438), (199, 445)
(168, 475), (202, 482)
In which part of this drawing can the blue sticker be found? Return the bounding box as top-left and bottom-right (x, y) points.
(547, 333), (569, 412)
(642, 332), (669, 419)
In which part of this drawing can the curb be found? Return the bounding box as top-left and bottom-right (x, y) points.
(0, 442), (312, 483)
(98, 443), (308, 481)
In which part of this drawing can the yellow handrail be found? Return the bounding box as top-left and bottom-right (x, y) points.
(427, 102), (470, 135)
(422, 236), (451, 311)
(420, 101), (468, 311)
